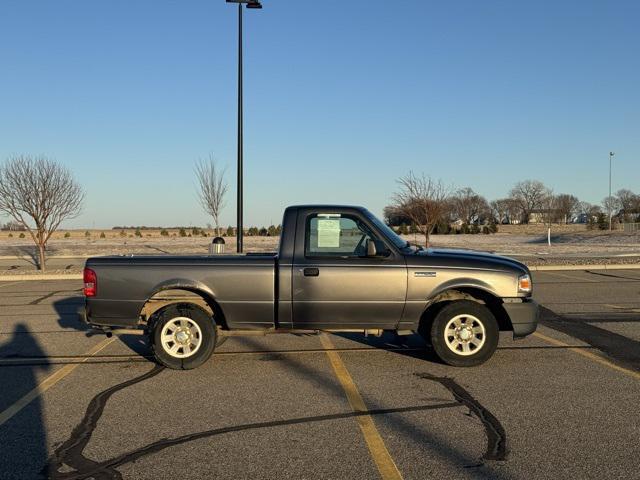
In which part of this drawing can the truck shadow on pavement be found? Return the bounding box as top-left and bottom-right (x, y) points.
(0, 324), (51, 479)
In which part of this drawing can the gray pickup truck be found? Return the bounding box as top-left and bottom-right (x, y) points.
(83, 205), (538, 369)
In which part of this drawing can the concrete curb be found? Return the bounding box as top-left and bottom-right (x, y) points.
(0, 274), (83, 281)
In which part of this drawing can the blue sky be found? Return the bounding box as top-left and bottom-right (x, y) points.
(0, 0), (638, 228)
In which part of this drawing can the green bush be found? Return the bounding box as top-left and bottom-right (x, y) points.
(100, 232), (106, 238)
(119, 230), (127, 237)
(461, 224), (470, 234)
(160, 229), (169, 237)
(135, 228), (142, 237)
(179, 228), (187, 237)
(432, 221), (447, 234)
(470, 224), (480, 234)
(19, 233), (25, 238)
(8, 233), (13, 238)
(85, 230), (91, 237)
(192, 227), (200, 236)
(226, 226), (235, 237)
(482, 226), (490, 234)
(64, 232), (71, 238)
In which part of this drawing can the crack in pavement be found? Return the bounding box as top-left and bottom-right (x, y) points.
(415, 373), (508, 462)
(44, 367), (507, 479)
(44, 365), (165, 480)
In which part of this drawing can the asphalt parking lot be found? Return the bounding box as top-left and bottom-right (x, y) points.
(0, 270), (639, 480)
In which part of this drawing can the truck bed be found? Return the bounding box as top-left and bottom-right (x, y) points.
(85, 254), (277, 329)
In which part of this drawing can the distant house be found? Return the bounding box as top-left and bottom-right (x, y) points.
(527, 209), (548, 224)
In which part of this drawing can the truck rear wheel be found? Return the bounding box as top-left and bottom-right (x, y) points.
(425, 300), (499, 367)
(151, 303), (216, 370)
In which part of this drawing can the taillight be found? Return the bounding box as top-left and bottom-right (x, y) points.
(83, 268), (97, 297)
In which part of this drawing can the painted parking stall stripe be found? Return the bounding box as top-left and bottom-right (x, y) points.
(533, 332), (640, 380)
(319, 333), (403, 480)
(0, 337), (116, 427)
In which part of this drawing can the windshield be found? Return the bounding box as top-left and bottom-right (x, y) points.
(363, 209), (408, 250)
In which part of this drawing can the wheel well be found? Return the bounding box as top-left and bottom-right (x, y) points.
(419, 288), (512, 339)
(140, 288), (228, 330)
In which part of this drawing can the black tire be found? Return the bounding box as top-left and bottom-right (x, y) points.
(426, 300), (499, 367)
(150, 303), (216, 370)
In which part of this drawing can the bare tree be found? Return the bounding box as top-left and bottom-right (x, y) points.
(0, 155), (84, 271)
(490, 198), (519, 224)
(602, 195), (620, 223)
(450, 187), (490, 225)
(509, 180), (549, 224)
(615, 189), (640, 221)
(554, 194), (580, 224)
(391, 172), (450, 247)
(195, 155), (228, 237)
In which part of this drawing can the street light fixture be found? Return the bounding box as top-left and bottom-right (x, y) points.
(226, 0), (262, 253)
(609, 151), (615, 231)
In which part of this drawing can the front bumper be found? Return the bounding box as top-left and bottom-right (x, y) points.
(503, 299), (539, 338)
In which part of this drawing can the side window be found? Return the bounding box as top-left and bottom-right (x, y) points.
(305, 214), (377, 258)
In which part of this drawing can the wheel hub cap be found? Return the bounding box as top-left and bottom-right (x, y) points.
(444, 314), (486, 356)
(175, 330), (190, 344)
(458, 326), (472, 341)
(160, 317), (203, 359)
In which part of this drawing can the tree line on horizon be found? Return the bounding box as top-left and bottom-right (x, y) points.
(1, 155), (639, 269)
(385, 173), (640, 246)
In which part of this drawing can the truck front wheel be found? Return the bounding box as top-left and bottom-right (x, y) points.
(151, 303), (216, 370)
(425, 300), (499, 367)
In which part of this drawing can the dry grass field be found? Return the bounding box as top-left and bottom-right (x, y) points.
(0, 224), (638, 268)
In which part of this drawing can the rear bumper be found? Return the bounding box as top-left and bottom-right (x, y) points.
(503, 299), (539, 338)
(79, 298), (141, 328)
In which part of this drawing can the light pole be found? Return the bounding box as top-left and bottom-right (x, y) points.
(609, 151), (615, 231)
(227, 0), (262, 253)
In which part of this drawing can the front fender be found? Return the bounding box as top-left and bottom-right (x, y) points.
(427, 277), (498, 301)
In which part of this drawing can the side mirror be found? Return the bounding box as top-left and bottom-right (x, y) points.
(366, 239), (377, 257)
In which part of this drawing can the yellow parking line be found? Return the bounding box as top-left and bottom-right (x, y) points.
(603, 304), (640, 313)
(0, 336), (116, 427)
(533, 332), (640, 380)
(319, 333), (402, 480)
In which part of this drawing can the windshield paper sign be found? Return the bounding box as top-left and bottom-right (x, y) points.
(317, 218), (341, 248)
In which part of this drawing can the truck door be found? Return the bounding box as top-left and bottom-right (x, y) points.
(292, 210), (407, 329)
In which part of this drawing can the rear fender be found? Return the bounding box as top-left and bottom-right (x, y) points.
(140, 279), (226, 328)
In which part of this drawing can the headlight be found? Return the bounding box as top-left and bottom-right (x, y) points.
(518, 274), (532, 294)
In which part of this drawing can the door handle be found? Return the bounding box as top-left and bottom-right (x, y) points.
(303, 267), (319, 277)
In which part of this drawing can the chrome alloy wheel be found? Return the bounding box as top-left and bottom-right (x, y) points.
(444, 314), (486, 356)
(160, 317), (203, 358)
